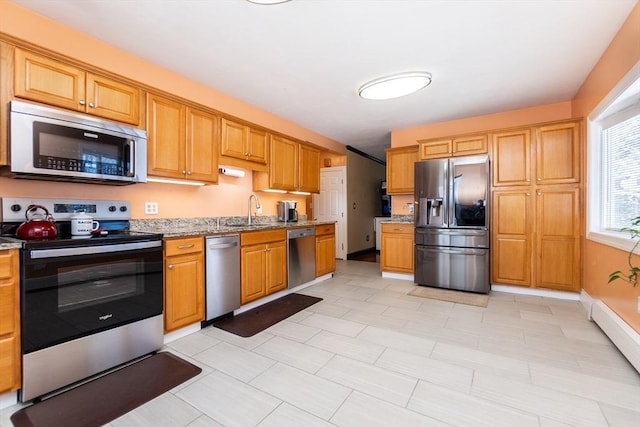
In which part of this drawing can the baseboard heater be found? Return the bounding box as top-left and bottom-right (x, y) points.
(585, 296), (640, 374)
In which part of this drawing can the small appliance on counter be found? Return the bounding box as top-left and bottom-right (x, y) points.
(277, 200), (298, 222)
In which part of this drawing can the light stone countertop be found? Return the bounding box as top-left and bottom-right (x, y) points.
(0, 237), (22, 250)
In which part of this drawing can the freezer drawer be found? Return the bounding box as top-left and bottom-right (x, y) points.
(415, 245), (490, 293)
(415, 227), (488, 248)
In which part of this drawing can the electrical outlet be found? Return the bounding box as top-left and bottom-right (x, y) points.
(144, 202), (158, 215)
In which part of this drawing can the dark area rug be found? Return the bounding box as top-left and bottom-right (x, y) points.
(213, 293), (322, 337)
(11, 352), (201, 427)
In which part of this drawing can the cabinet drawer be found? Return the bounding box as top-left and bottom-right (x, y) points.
(241, 229), (286, 246)
(315, 223), (335, 236)
(165, 237), (203, 256)
(0, 251), (14, 280)
(381, 223), (413, 234)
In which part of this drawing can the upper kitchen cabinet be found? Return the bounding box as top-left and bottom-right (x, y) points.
(386, 146), (418, 195)
(491, 128), (532, 186)
(492, 120), (580, 187)
(418, 134), (487, 160)
(298, 143), (320, 193)
(535, 121), (580, 185)
(0, 42), (9, 166)
(253, 137), (320, 193)
(13, 48), (142, 126)
(147, 93), (219, 184)
(220, 118), (268, 171)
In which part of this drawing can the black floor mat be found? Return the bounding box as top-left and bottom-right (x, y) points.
(213, 293), (322, 337)
(11, 352), (202, 427)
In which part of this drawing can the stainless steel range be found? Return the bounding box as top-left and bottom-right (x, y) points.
(0, 197), (164, 402)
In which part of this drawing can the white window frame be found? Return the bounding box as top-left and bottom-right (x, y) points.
(587, 60), (640, 252)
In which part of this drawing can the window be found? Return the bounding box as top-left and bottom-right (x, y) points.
(588, 62), (640, 252)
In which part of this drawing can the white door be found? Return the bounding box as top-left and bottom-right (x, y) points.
(313, 166), (347, 259)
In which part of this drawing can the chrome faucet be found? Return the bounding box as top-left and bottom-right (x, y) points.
(248, 193), (261, 225)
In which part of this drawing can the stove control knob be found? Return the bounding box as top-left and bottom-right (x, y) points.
(108, 205), (117, 212)
(119, 206), (128, 212)
(10, 204), (21, 212)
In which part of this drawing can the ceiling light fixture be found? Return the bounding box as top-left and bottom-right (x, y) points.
(358, 72), (432, 100)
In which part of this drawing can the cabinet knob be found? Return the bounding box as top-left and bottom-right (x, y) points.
(182, 170), (187, 175)
(168, 265), (174, 269)
(79, 100), (86, 106)
(89, 102), (95, 108)
(187, 171), (192, 175)
(537, 178), (542, 181)
(178, 244), (195, 249)
(526, 193), (530, 196)
(537, 191), (542, 196)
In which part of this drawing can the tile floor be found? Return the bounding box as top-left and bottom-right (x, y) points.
(3, 260), (640, 427)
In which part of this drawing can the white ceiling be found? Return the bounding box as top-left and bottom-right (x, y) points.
(8, 0), (638, 161)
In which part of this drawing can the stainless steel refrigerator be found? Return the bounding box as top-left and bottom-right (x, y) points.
(414, 155), (490, 293)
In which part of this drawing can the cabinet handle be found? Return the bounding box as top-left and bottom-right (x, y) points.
(89, 102), (95, 108)
(537, 191), (541, 196)
(178, 244), (195, 249)
(393, 228), (404, 232)
(526, 193), (530, 196)
(79, 100), (86, 106)
(537, 178), (542, 181)
(168, 265), (174, 269)
(187, 171), (192, 175)
(182, 170), (187, 175)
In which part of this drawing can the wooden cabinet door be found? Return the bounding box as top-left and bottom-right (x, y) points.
(186, 107), (219, 183)
(492, 129), (531, 186)
(380, 224), (414, 273)
(247, 127), (268, 165)
(419, 139), (452, 159)
(316, 234), (336, 277)
(491, 189), (532, 286)
(386, 146), (419, 195)
(164, 252), (204, 332)
(241, 244), (267, 304)
(535, 186), (580, 292)
(452, 135), (487, 156)
(266, 240), (287, 294)
(0, 249), (19, 392)
(299, 143), (320, 193)
(220, 118), (248, 160)
(86, 73), (141, 125)
(270, 135), (298, 190)
(14, 48), (85, 112)
(0, 336), (18, 392)
(535, 122), (580, 185)
(147, 94), (186, 179)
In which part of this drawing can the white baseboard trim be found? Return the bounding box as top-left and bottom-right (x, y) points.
(0, 391), (18, 410)
(163, 323), (201, 344)
(382, 272), (415, 281)
(581, 290), (640, 374)
(491, 284), (580, 300)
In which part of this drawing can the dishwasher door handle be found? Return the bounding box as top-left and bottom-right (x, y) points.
(208, 242), (238, 250)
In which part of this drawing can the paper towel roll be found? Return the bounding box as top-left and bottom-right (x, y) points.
(219, 167), (245, 177)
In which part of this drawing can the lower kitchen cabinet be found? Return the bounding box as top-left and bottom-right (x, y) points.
(492, 185), (580, 292)
(0, 248), (20, 393)
(164, 237), (205, 332)
(380, 223), (414, 273)
(241, 229), (287, 304)
(315, 223), (336, 277)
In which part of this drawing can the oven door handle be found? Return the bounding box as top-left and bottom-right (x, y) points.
(29, 240), (162, 259)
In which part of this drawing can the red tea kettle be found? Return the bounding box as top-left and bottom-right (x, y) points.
(16, 204), (58, 240)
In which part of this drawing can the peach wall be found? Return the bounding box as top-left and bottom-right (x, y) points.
(0, 0), (341, 219)
(391, 101), (573, 148)
(571, 1), (640, 332)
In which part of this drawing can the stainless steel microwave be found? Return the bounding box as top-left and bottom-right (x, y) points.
(5, 100), (147, 185)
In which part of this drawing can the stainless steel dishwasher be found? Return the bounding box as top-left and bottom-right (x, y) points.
(287, 227), (316, 288)
(205, 234), (241, 322)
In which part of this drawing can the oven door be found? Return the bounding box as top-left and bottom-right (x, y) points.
(21, 240), (163, 354)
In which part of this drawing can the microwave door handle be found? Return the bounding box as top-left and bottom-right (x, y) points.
(126, 140), (135, 177)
